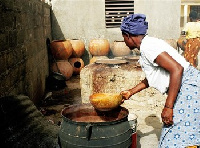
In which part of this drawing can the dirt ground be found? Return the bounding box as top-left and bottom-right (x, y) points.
(39, 75), (82, 126)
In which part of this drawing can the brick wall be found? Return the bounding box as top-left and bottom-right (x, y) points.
(0, 0), (51, 103)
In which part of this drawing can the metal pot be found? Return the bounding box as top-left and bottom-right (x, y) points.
(46, 72), (66, 90)
(58, 104), (132, 148)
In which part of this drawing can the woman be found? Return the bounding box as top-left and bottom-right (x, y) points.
(182, 11), (200, 67)
(120, 14), (200, 147)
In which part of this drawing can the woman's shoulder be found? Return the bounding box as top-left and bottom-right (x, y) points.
(144, 35), (163, 41)
(143, 36), (166, 45)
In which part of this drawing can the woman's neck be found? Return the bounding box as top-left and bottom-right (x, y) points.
(136, 35), (146, 49)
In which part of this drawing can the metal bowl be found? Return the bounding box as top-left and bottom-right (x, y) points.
(89, 93), (122, 111)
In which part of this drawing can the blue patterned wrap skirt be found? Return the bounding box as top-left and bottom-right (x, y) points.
(159, 66), (200, 148)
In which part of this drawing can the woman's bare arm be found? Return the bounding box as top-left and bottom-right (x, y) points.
(128, 78), (149, 95)
(155, 51), (183, 125)
(155, 51), (183, 108)
(120, 78), (149, 100)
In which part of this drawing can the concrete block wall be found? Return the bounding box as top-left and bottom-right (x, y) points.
(0, 0), (51, 103)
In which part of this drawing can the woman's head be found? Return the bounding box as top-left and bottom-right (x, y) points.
(120, 14), (148, 36)
(120, 14), (148, 49)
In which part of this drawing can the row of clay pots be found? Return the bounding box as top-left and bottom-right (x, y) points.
(51, 58), (85, 80)
(51, 39), (131, 59)
(50, 39), (85, 60)
(89, 39), (131, 57)
(49, 39), (131, 79)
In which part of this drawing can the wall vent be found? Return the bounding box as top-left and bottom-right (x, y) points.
(105, 0), (134, 28)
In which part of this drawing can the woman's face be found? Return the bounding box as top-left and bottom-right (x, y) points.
(122, 34), (139, 49)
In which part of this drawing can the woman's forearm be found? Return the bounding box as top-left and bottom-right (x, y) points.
(155, 52), (184, 109)
(128, 78), (149, 95)
(165, 66), (183, 108)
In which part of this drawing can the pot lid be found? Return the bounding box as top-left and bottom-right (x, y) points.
(95, 59), (128, 65)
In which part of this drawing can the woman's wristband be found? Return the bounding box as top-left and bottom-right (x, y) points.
(164, 105), (173, 109)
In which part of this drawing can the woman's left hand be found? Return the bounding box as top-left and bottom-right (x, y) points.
(161, 107), (173, 126)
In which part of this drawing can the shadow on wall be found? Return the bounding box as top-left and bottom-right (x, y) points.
(50, 10), (65, 40)
(137, 114), (162, 147)
(50, 10), (90, 65)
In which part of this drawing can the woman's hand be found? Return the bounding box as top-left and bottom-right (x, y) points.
(161, 107), (173, 126)
(120, 90), (132, 102)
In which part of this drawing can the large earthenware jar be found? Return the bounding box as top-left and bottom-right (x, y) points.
(89, 39), (110, 56)
(69, 39), (85, 58)
(111, 41), (131, 57)
(68, 58), (85, 75)
(51, 60), (73, 80)
(50, 40), (73, 60)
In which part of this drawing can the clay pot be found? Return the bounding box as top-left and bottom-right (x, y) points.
(50, 40), (73, 60)
(51, 60), (73, 80)
(89, 39), (110, 56)
(69, 39), (85, 58)
(89, 56), (109, 64)
(111, 41), (131, 57)
(68, 58), (85, 75)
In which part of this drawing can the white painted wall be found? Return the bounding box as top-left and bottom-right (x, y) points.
(134, 0), (181, 39)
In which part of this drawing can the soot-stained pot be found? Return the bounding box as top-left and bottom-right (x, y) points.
(46, 71), (66, 90)
(58, 104), (132, 148)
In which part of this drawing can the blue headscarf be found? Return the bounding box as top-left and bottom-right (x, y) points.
(120, 14), (148, 35)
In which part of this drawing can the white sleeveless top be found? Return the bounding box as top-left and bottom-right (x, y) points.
(139, 36), (190, 94)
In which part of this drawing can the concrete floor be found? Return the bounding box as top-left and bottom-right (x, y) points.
(39, 75), (166, 148)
